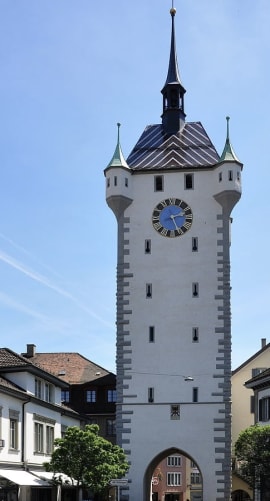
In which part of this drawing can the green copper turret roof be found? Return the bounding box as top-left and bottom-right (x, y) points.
(220, 116), (242, 164)
(106, 123), (129, 169)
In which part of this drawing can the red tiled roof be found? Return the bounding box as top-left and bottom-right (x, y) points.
(24, 352), (114, 384)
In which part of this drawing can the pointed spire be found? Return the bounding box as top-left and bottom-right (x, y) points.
(220, 116), (241, 163)
(161, 6), (186, 135)
(164, 6), (182, 87)
(106, 123), (129, 169)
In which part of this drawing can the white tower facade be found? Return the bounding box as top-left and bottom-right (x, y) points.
(105, 9), (242, 501)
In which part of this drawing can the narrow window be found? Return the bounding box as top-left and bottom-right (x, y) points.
(107, 177), (110, 187)
(237, 171), (241, 181)
(154, 175), (163, 192)
(170, 404), (180, 420)
(193, 387), (198, 403)
(219, 172), (222, 182)
(192, 237), (198, 252)
(145, 239), (151, 254)
(46, 426), (54, 454)
(192, 327), (199, 342)
(34, 422), (44, 453)
(148, 387), (154, 403)
(228, 170), (233, 181)
(35, 378), (42, 399)
(146, 284), (152, 298)
(10, 419), (18, 450)
(250, 395), (255, 414)
(45, 383), (53, 403)
(149, 326), (155, 343)
(185, 173), (193, 190)
(61, 390), (70, 403)
(192, 283), (199, 297)
(114, 176), (117, 186)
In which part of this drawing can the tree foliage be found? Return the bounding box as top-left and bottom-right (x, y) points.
(44, 425), (129, 494)
(235, 424), (270, 489)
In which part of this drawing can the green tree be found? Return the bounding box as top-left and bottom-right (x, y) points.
(235, 424), (270, 492)
(44, 425), (129, 497)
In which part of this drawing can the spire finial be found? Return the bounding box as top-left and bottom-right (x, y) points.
(226, 116), (230, 141)
(117, 122), (121, 143)
(170, 0), (176, 16)
(105, 123), (129, 170)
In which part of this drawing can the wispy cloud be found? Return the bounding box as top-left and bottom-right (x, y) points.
(0, 249), (114, 329)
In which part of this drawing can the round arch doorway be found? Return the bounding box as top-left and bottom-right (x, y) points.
(144, 447), (203, 501)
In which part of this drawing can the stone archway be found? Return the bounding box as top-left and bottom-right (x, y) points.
(144, 447), (203, 501)
(231, 489), (251, 501)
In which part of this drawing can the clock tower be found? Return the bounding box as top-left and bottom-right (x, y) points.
(105, 7), (242, 501)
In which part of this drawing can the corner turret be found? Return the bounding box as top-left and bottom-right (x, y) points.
(104, 123), (133, 220)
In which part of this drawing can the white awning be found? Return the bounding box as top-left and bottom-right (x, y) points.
(30, 471), (77, 486)
(0, 469), (50, 486)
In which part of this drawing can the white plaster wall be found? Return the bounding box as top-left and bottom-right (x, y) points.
(0, 392), (23, 463)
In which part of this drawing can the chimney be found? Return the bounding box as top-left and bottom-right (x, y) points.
(26, 344), (36, 358)
(261, 338), (267, 348)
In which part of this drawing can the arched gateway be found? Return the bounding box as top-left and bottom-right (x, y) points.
(105, 5), (242, 501)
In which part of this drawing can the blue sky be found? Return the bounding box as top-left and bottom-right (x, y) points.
(0, 0), (269, 372)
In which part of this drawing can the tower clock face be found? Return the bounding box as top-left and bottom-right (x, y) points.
(152, 198), (193, 237)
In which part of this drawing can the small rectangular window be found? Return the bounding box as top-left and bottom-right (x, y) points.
(146, 284), (152, 298)
(170, 404), (180, 420)
(125, 177), (128, 187)
(167, 455), (181, 467)
(250, 395), (255, 414)
(167, 472), (181, 486)
(107, 177), (110, 187)
(192, 283), (199, 297)
(107, 389), (117, 402)
(154, 175), (163, 192)
(106, 419), (116, 436)
(10, 419), (18, 450)
(148, 387), (154, 403)
(86, 390), (96, 403)
(35, 378), (42, 399)
(237, 171), (241, 181)
(46, 426), (54, 454)
(114, 176), (117, 186)
(219, 172), (222, 182)
(192, 327), (199, 342)
(61, 390), (70, 403)
(185, 173), (193, 190)
(192, 237), (198, 252)
(149, 326), (155, 343)
(34, 422), (44, 453)
(193, 387), (198, 403)
(145, 239), (151, 254)
(228, 170), (233, 181)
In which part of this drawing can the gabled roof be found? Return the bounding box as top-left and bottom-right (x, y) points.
(127, 122), (219, 171)
(232, 342), (270, 376)
(0, 348), (68, 388)
(245, 367), (270, 389)
(22, 351), (115, 385)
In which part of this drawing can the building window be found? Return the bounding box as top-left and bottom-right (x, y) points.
(167, 473), (181, 486)
(146, 284), (152, 298)
(46, 426), (54, 454)
(35, 378), (42, 399)
(107, 389), (117, 402)
(228, 170), (233, 181)
(45, 383), (53, 403)
(154, 175), (163, 192)
(61, 390), (70, 403)
(106, 419), (116, 436)
(193, 387), (198, 403)
(148, 387), (154, 403)
(167, 455), (181, 467)
(149, 326), (155, 343)
(192, 237), (198, 252)
(192, 327), (199, 342)
(145, 239), (151, 254)
(9, 419), (18, 450)
(114, 176), (117, 186)
(191, 472), (202, 484)
(185, 173), (193, 189)
(192, 283), (199, 297)
(259, 397), (270, 422)
(237, 171), (241, 181)
(107, 178), (110, 187)
(34, 422), (44, 453)
(219, 172), (222, 182)
(125, 177), (128, 187)
(170, 404), (180, 420)
(86, 390), (96, 403)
